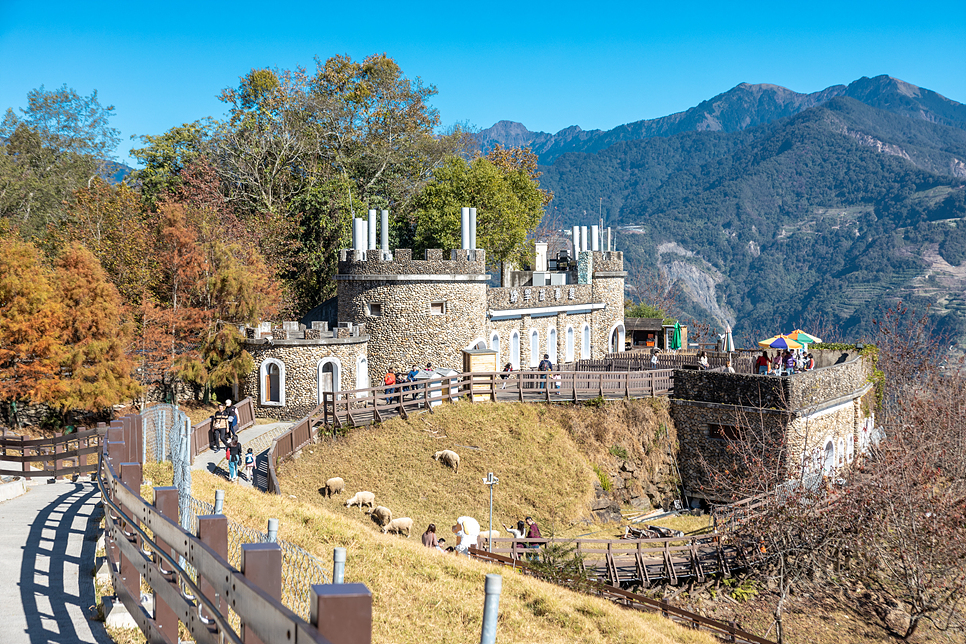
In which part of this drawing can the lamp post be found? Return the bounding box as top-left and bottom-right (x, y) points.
(482, 472), (499, 552)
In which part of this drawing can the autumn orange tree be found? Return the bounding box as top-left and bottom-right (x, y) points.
(54, 243), (141, 416)
(0, 236), (65, 426)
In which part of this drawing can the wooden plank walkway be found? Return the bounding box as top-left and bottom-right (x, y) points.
(479, 533), (755, 587)
(321, 369), (674, 429)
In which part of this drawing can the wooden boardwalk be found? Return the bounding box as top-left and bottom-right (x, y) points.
(321, 369), (674, 429)
(480, 532), (756, 587)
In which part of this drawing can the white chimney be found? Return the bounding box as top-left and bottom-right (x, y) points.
(461, 207), (470, 250)
(367, 209), (377, 250)
(591, 225), (599, 251)
(381, 209), (389, 253)
(572, 225), (580, 253)
(580, 226), (588, 253)
(469, 207), (477, 249)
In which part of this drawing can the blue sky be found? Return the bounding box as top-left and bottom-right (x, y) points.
(2, 0), (964, 166)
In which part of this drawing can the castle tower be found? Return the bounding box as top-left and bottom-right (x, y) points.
(336, 248), (489, 384)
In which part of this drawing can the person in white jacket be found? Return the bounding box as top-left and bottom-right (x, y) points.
(452, 516), (480, 555)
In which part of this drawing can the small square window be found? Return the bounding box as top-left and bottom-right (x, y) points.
(430, 301), (446, 315)
(367, 303), (382, 317)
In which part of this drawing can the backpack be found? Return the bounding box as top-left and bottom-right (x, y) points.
(539, 359), (551, 371)
(245, 452), (254, 465)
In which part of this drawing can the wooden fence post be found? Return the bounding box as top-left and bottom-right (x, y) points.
(118, 462), (143, 604)
(153, 487), (181, 644)
(311, 583), (373, 644)
(240, 543), (282, 644)
(197, 514), (228, 621)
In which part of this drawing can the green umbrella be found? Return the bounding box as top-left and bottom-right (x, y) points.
(671, 321), (682, 351)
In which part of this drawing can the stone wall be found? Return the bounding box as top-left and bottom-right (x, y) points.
(242, 340), (368, 420)
(337, 248), (486, 276)
(788, 354), (870, 409)
(487, 283), (595, 311)
(673, 370), (791, 408)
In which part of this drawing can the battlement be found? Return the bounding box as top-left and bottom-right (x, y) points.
(243, 320), (368, 344)
(590, 250), (624, 274)
(337, 248), (488, 278)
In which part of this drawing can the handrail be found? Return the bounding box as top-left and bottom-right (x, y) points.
(266, 402), (324, 495)
(0, 427), (101, 478)
(468, 546), (776, 644)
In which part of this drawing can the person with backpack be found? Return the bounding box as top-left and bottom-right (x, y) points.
(227, 437), (242, 482)
(243, 447), (255, 482)
(225, 399), (238, 438)
(500, 362), (513, 389)
(538, 354), (552, 389)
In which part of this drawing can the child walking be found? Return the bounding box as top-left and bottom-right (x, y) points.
(244, 447), (255, 482)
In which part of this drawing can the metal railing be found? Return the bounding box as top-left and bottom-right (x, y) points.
(188, 397), (256, 460)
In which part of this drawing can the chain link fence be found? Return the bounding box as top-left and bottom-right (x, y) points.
(180, 490), (331, 620)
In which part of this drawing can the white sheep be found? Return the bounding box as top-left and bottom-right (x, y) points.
(478, 529), (501, 540)
(432, 449), (460, 474)
(321, 477), (345, 498)
(344, 491), (375, 511)
(368, 505), (393, 527)
(382, 517), (414, 537)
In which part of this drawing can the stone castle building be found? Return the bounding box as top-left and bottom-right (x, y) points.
(670, 349), (878, 501)
(240, 226), (627, 419)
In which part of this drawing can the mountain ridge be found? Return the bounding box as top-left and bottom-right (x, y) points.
(477, 76), (966, 164)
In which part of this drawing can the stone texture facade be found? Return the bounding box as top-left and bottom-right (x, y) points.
(242, 335), (368, 420)
(671, 352), (875, 499)
(239, 247), (626, 417)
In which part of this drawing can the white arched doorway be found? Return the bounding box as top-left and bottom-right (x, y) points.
(547, 327), (558, 364)
(565, 326), (574, 363)
(530, 329), (540, 367)
(317, 358), (342, 403)
(510, 331), (520, 370)
(581, 324), (591, 360)
(490, 332), (500, 363)
(468, 337), (487, 350)
(822, 439), (835, 475)
(608, 323), (626, 353)
(259, 358), (285, 406)
(355, 355), (369, 397)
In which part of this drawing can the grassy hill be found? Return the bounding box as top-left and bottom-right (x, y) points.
(164, 401), (719, 644)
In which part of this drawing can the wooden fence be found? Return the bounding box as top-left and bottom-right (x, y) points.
(468, 546), (776, 644)
(0, 426), (104, 478)
(266, 403), (326, 495)
(100, 413), (371, 644)
(320, 369), (675, 429)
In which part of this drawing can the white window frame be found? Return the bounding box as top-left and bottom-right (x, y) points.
(510, 330), (520, 370)
(355, 355), (369, 398)
(489, 332), (501, 363)
(529, 329), (540, 368)
(608, 322), (626, 353)
(259, 358), (286, 407)
(547, 325), (557, 365)
(317, 357), (342, 404)
(581, 323), (591, 360)
(565, 325), (575, 363)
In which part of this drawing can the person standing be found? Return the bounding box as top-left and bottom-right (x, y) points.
(211, 403), (230, 449)
(525, 516), (542, 560)
(225, 399), (238, 439)
(227, 437), (242, 482)
(384, 368), (396, 404)
(755, 351), (770, 375)
(243, 447), (255, 481)
(538, 353), (552, 389)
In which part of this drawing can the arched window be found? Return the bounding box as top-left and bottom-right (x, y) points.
(565, 326), (574, 363)
(581, 324), (591, 360)
(490, 332), (500, 363)
(547, 327), (557, 364)
(259, 358), (285, 406)
(510, 331), (520, 370)
(317, 358), (342, 404)
(608, 323), (626, 353)
(355, 355), (369, 398)
(467, 338), (487, 350)
(822, 439), (835, 474)
(530, 329), (540, 367)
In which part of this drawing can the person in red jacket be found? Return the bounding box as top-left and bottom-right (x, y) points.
(384, 368), (396, 404)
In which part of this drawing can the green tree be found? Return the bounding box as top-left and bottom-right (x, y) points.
(54, 243), (141, 415)
(412, 153), (549, 265)
(129, 119), (213, 207)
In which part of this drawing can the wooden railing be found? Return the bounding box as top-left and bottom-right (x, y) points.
(480, 533), (754, 586)
(188, 397), (256, 459)
(0, 426), (103, 478)
(99, 413), (371, 644)
(266, 403), (325, 495)
(468, 546), (776, 644)
(321, 369), (675, 429)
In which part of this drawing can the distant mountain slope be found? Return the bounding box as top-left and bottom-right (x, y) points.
(478, 76), (966, 164)
(535, 96), (966, 343)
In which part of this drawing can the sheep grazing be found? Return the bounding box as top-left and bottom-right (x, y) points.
(478, 529), (500, 540)
(382, 517), (414, 537)
(368, 505), (393, 527)
(321, 477), (345, 498)
(344, 491), (375, 511)
(432, 449), (460, 474)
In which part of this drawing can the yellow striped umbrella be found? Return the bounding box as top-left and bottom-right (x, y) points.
(758, 335), (804, 350)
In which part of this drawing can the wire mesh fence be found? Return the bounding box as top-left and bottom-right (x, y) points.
(180, 490), (331, 620)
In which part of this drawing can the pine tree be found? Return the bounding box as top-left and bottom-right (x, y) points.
(55, 243), (141, 414)
(0, 236), (65, 422)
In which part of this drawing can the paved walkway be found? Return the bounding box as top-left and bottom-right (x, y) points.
(192, 422), (290, 491)
(0, 480), (111, 644)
